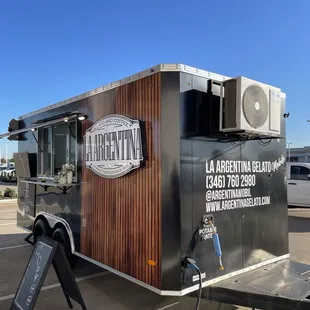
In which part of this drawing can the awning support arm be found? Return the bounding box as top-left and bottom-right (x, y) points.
(66, 122), (76, 139)
(31, 130), (43, 152)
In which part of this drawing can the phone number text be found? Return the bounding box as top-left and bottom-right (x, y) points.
(206, 174), (256, 189)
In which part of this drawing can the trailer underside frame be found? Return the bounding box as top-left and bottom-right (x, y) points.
(201, 258), (310, 310)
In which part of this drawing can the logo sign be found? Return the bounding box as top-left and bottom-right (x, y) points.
(83, 114), (144, 179)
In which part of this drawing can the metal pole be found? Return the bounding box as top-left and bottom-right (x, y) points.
(6, 143), (8, 166)
(287, 142), (292, 162)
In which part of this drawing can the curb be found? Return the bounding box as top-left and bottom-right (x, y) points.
(0, 199), (17, 204)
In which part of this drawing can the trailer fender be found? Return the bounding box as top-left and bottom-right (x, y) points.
(35, 212), (75, 254)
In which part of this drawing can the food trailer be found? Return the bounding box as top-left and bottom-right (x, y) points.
(2, 64), (310, 309)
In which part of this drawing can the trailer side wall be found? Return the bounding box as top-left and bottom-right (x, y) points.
(17, 73), (164, 290)
(179, 72), (288, 290)
(17, 101), (83, 249)
(79, 73), (162, 289)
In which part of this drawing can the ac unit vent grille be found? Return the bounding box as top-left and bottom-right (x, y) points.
(242, 84), (268, 128)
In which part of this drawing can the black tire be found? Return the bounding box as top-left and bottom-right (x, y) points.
(33, 219), (48, 244)
(52, 227), (78, 269)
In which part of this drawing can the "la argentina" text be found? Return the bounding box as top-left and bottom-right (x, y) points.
(85, 128), (143, 163)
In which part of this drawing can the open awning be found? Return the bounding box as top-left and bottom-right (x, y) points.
(0, 111), (87, 141)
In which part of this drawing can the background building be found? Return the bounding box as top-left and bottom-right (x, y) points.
(287, 145), (310, 162)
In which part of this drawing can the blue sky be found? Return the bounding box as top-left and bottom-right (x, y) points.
(0, 0), (309, 158)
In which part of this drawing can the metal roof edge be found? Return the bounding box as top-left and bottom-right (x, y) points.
(17, 64), (286, 120)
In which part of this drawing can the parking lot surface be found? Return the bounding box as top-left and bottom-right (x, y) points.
(0, 202), (309, 310)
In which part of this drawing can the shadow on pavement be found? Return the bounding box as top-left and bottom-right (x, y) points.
(288, 216), (310, 233)
(0, 233), (242, 310)
(0, 232), (29, 248)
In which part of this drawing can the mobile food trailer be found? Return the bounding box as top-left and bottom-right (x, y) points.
(2, 64), (310, 310)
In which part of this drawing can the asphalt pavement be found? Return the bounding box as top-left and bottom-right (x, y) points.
(0, 202), (309, 310)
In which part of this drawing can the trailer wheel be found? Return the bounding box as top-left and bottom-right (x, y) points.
(33, 219), (48, 243)
(52, 227), (77, 269)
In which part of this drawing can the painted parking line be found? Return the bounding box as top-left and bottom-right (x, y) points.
(0, 271), (110, 302)
(0, 244), (30, 251)
(0, 222), (15, 226)
(0, 199), (17, 204)
(158, 302), (180, 310)
(0, 210), (16, 214)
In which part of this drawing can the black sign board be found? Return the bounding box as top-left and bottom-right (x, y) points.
(10, 237), (87, 310)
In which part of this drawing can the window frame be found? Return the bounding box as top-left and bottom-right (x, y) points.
(38, 118), (78, 181)
(289, 164), (310, 181)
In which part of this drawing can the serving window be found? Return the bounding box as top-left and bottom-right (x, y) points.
(38, 119), (77, 178)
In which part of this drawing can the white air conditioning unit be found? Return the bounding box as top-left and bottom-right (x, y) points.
(219, 76), (282, 137)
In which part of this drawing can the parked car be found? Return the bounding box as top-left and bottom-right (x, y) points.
(0, 167), (7, 176)
(287, 162), (310, 207)
(0, 167), (16, 177)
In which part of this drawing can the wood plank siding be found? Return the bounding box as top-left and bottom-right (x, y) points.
(80, 73), (162, 289)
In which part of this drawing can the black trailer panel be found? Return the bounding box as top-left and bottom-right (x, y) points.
(179, 71), (288, 291)
(15, 102), (83, 251)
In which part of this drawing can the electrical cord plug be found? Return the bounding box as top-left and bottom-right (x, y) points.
(186, 258), (199, 270)
(181, 257), (202, 310)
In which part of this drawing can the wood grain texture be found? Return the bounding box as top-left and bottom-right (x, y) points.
(80, 73), (162, 289)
